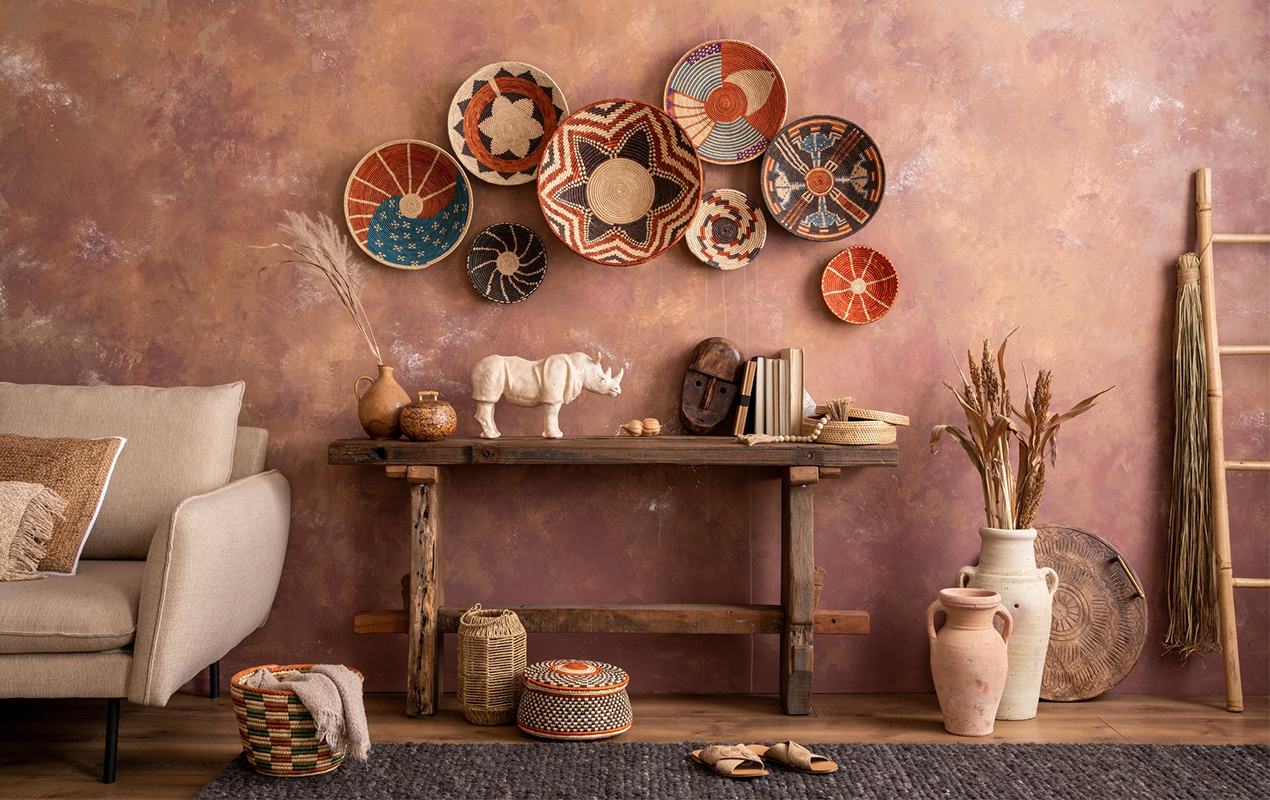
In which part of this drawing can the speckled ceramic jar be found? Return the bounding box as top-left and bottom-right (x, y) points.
(399, 391), (457, 442)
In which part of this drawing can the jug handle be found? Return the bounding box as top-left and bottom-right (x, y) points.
(355, 375), (375, 401)
(956, 565), (976, 588)
(1041, 567), (1059, 597)
(994, 605), (1014, 644)
(925, 600), (943, 644)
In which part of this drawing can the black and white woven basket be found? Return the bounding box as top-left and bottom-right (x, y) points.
(516, 660), (632, 740)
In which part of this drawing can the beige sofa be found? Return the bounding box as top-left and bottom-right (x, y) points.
(0, 382), (290, 783)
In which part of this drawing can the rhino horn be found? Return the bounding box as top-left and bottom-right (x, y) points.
(614, 367), (624, 384)
(604, 365), (612, 379)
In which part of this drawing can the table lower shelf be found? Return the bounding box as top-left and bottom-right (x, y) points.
(354, 604), (869, 636)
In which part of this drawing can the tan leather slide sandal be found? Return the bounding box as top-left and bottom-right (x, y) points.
(690, 744), (769, 778)
(747, 741), (839, 774)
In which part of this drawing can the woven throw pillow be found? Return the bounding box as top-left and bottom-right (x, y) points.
(0, 482), (68, 581)
(0, 435), (125, 575)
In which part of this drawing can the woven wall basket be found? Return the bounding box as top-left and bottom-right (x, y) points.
(230, 664), (363, 777)
(801, 417), (897, 445)
(457, 605), (527, 725)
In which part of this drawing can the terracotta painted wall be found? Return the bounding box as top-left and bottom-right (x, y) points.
(1, 0), (1266, 697)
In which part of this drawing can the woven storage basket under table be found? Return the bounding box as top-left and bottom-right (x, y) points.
(230, 664), (362, 777)
(457, 605), (527, 725)
(802, 417), (897, 445)
(517, 660), (633, 740)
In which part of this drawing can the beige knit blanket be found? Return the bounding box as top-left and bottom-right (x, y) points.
(0, 482), (67, 581)
(245, 665), (370, 760)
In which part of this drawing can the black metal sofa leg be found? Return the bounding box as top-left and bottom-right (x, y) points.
(210, 660), (220, 699)
(103, 698), (120, 784)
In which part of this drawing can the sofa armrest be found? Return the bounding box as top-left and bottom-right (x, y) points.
(128, 470), (290, 706)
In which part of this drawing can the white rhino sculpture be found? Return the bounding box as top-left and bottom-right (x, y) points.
(472, 352), (624, 439)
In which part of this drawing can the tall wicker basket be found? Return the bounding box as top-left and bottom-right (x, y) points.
(457, 605), (527, 725)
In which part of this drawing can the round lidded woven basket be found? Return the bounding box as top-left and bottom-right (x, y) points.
(230, 664), (363, 777)
(457, 605), (527, 725)
(801, 417), (897, 445)
(517, 659), (633, 740)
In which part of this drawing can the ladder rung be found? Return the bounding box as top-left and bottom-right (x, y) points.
(1227, 460), (1270, 471)
(1233, 578), (1270, 589)
(1213, 232), (1270, 243)
(1219, 345), (1270, 355)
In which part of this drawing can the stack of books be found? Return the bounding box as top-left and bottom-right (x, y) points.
(733, 348), (805, 436)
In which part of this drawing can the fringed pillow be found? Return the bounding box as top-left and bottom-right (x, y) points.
(0, 435), (125, 575)
(0, 482), (68, 581)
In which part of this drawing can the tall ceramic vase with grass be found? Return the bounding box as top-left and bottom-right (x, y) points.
(262, 212), (408, 438)
(932, 332), (1111, 720)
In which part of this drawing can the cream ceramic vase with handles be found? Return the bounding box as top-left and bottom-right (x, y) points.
(928, 588), (1013, 736)
(957, 526), (1059, 720)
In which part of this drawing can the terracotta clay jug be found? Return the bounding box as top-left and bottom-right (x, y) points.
(354, 364), (411, 439)
(928, 588), (1012, 736)
(957, 527), (1059, 720)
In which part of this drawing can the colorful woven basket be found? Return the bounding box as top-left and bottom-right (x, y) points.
(537, 99), (703, 266)
(448, 62), (569, 185)
(343, 139), (472, 270)
(820, 246), (899, 324)
(230, 664), (362, 777)
(517, 660), (633, 740)
(664, 40), (787, 165)
(686, 189), (766, 270)
(761, 115), (885, 241)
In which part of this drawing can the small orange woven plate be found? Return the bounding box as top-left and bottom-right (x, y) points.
(820, 246), (898, 324)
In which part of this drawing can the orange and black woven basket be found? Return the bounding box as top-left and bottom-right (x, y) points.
(230, 664), (362, 777)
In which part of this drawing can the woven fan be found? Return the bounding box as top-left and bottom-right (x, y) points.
(820, 246), (899, 324)
(343, 139), (472, 270)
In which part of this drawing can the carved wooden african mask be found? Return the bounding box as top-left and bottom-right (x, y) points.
(680, 337), (744, 434)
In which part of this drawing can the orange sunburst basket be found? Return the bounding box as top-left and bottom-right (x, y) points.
(820, 246), (899, 324)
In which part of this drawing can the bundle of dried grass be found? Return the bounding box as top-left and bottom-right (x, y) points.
(1164, 252), (1218, 659)
(257, 211), (383, 364)
(932, 331), (1113, 529)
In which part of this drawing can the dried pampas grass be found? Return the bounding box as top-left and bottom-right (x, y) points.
(257, 211), (383, 365)
(931, 330), (1113, 530)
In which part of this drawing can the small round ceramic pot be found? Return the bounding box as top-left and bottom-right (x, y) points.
(400, 391), (457, 442)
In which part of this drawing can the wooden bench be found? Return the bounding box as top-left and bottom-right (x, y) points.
(328, 436), (899, 716)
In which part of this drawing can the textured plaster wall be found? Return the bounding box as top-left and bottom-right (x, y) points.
(0, 0), (1266, 697)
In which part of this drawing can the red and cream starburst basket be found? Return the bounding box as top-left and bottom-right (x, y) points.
(516, 660), (633, 740)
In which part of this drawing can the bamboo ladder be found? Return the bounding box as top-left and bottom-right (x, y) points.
(1194, 167), (1270, 713)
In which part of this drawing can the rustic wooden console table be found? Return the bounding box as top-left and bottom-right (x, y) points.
(328, 436), (899, 717)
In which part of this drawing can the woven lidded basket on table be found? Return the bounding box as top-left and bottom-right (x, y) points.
(457, 605), (527, 725)
(230, 664), (362, 777)
(801, 417), (897, 445)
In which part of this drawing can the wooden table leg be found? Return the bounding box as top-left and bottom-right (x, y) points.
(781, 467), (816, 715)
(406, 467), (443, 717)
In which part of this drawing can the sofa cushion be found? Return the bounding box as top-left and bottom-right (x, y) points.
(0, 561), (145, 654)
(0, 382), (244, 559)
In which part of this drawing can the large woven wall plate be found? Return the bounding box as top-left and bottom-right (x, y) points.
(1034, 524), (1148, 702)
(448, 62), (569, 185)
(537, 99), (703, 266)
(686, 189), (767, 270)
(820, 246), (898, 324)
(761, 115), (885, 241)
(344, 140), (472, 270)
(664, 40), (787, 165)
(466, 223), (547, 304)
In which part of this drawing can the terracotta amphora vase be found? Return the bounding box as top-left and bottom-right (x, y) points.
(957, 527), (1059, 720)
(928, 588), (1012, 736)
(354, 364), (411, 439)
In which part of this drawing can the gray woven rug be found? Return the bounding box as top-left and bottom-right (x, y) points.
(194, 742), (1270, 799)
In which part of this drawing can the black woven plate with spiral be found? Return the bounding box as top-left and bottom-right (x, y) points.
(466, 223), (547, 304)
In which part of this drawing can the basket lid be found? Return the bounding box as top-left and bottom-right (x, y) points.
(524, 660), (629, 692)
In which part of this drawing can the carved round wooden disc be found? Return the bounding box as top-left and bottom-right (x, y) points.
(1034, 524), (1148, 701)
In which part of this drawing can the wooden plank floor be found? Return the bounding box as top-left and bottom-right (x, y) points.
(1, 693), (1265, 800)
